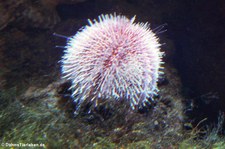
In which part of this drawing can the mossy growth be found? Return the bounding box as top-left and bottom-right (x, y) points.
(0, 85), (224, 149)
(0, 73), (224, 148)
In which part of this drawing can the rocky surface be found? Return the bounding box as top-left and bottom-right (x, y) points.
(0, 0), (87, 30)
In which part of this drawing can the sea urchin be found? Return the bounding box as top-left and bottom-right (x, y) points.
(61, 14), (163, 112)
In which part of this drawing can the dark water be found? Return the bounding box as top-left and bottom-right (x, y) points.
(165, 0), (225, 127)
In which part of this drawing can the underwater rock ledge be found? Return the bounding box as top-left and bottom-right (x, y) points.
(6, 63), (184, 148)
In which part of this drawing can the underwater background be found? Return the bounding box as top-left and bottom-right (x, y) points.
(0, 0), (225, 148)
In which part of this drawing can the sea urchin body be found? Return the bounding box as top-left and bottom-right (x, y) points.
(61, 14), (163, 111)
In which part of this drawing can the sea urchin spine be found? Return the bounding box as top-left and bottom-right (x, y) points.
(61, 14), (164, 112)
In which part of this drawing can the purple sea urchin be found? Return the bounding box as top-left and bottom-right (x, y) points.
(61, 14), (163, 111)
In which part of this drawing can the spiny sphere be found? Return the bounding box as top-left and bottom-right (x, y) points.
(61, 14), (163, 110)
